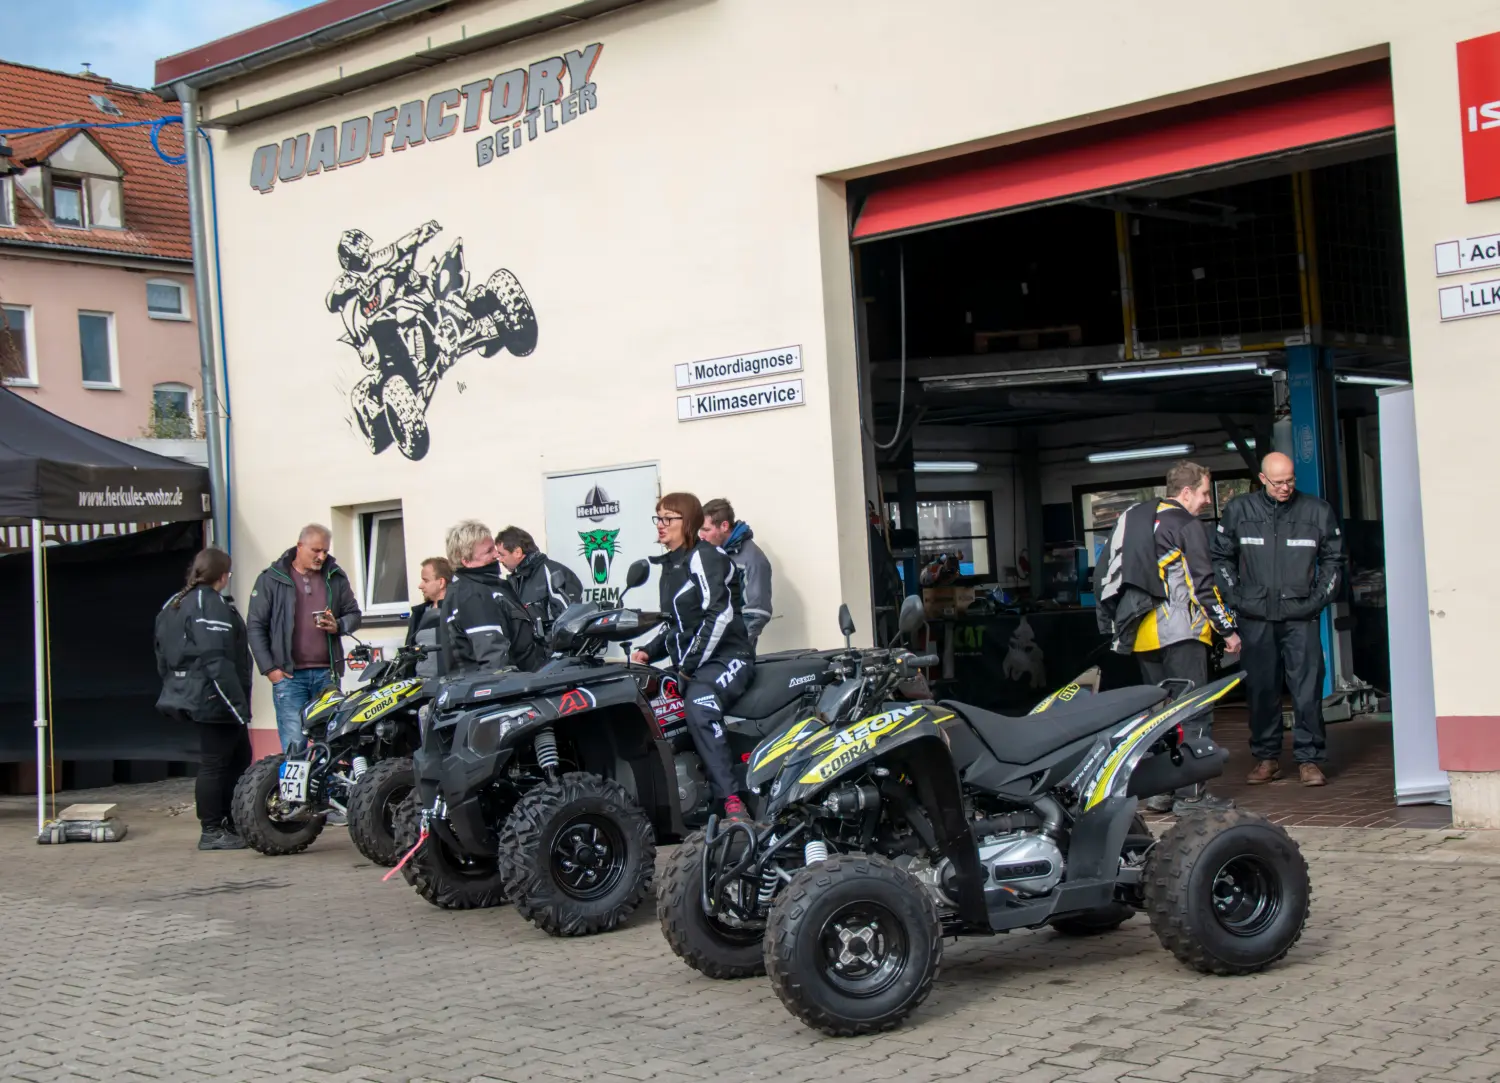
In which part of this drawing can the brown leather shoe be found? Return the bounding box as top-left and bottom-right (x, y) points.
(1246, 759), (1281, 785)
(1299, 763), (1328, 787)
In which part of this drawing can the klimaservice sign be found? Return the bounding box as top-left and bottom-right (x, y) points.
(543, 463), (661, 654)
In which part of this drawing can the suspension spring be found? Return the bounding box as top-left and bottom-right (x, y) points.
(534, 728), (560, 772)
(804, 839), (829, 866)
(757, 865), (779, 908)
(351, 756), (369, 782)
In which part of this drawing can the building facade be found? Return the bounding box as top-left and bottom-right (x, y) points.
(0, 63), (200, 443)
(159, 0), (1500, 823)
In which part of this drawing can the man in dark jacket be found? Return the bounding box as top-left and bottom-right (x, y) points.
(700, 499), (773, 651)
(496, 526), (583, 643)
(406, 556), (452, 679)
(442, 520), (546, 674)
(247, 524), (363, 753)
(1096, 461), (1240, 813)
(1212, 451), (1345, 787)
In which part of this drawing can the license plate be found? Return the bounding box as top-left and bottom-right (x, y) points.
(278, 759), (312, 804)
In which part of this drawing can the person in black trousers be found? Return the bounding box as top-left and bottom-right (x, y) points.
(1212, 452), (1345, 787)
(630, 492), (756, 820)
(155, 547), (254, 850)
(1096, 461), (1240, 813)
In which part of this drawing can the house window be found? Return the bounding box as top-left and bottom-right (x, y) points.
(0, 177), (12, 227)
(1, 304), (36, 386)
(884, 493), (996, 582)
(146, 279), (189, 321)
(52, 178), (84, 227)
(78, 311), (117, 388)
(358, 506), (409, 617)
(151, 382), (195, 438)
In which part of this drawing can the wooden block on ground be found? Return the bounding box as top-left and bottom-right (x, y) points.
(58, 803), (118, 821)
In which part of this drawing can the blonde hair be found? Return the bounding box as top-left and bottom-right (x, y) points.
(445, 520), (492, 567)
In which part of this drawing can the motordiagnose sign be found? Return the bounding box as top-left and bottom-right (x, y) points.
(1458, 30), (1500, 203)
(674, 345), (802, 389)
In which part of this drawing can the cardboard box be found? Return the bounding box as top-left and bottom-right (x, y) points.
(923, 586), (977, 619)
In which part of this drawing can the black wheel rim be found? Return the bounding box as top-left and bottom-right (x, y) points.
(382, 785), (413, 839)
(550, 814), (628, 901)
(1211, 854), (1281, 936)
(816, 902), (909, 998)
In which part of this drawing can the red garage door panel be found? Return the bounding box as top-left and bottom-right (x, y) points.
(853, 64), (1394, 241)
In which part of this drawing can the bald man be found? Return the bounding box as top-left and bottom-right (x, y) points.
(1212, 452), (1344, 787)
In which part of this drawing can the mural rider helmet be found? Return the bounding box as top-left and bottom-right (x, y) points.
(338, 229), (374, 272)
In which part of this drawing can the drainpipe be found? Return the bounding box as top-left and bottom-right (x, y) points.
(177, 82), (229, 551)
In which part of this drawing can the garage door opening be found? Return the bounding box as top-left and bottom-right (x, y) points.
(851, 65), (1442, 826)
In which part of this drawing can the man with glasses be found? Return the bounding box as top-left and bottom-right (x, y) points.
(1212, 452), (1345, 787)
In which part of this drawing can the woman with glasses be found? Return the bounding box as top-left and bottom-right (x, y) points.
(154, 547), (254, 850)
(631, 492), (756, 819)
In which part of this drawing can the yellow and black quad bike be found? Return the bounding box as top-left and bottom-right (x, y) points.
(658, 596), (1310, 1037)
(232, 642), (432, 858)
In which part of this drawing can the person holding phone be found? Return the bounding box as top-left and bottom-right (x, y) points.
(247, 523), (363, 756)
(630, 492), (755, 820)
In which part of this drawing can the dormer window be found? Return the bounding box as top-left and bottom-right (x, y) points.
(18, 132), (126, 231)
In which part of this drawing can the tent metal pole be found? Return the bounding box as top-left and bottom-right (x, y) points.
(178, 83), (228, 550)
(32, 518), (46, 836)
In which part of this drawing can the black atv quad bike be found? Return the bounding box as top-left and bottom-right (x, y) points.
(232, 642), (429, 857)
(662, 596), (1311, 1036)
(392, 559), (841, 936)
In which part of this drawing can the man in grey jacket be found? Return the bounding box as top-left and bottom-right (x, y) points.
(701, 498), (772, 650)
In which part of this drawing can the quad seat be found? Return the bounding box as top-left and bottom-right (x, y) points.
(943, 685), (1169, 766)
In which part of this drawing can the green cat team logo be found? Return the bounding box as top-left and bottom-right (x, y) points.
(578, 528), (621, 584)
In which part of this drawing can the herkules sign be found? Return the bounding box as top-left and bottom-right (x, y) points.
(249, 43), (602, 194)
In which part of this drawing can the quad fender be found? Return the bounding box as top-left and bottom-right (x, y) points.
(329, 678), (425, 740)
(766, 703), (956, 812)
(745, 716), (827, 792)
(1080, 675), (1243, 811)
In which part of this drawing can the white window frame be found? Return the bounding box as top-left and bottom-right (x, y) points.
(145, 278), (190, 322)
(356, 503), (410, 618)
(0, 176), (13, 228)
(1, 303), (37, 386)
(151, 381), (196, 437)
(78, 310), (119, 390)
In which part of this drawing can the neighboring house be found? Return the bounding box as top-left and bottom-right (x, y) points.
(0, 61), (200, 446)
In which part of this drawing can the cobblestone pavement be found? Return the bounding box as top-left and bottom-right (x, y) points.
(3, 781), (1499, 1083)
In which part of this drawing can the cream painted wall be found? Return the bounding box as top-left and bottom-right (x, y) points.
(195, 0), (1500, 736)
(0, 254), (198, 439)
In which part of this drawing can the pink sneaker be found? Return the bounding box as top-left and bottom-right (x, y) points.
(722, 795), (748, 821)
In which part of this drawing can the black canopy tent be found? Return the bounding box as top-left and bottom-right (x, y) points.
(0, 389), (211, 831)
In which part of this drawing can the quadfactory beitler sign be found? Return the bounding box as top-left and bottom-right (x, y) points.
(247, 43), (603, 194)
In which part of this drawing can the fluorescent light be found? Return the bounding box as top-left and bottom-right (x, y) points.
(920, 370), (1089, 392)
(1224, 438), (1257, 451)
(1335, 373), (1409, 387)
(1100, 360), (1267, 381)
(914, 461), (981, 473)
(1086, 443), (1193, 464)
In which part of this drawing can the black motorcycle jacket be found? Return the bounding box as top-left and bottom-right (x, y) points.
(507, 550), (583, 639)
(441, 562), (546, 674)
(640, 543), (752, 676)
(154, 587), (252, 725)
(1097, 499), (1236, 653)
(405, 601), (445, 679)
(1211, 488), (1344, 622)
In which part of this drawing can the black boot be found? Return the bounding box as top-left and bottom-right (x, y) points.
(198, 822), (246, 851)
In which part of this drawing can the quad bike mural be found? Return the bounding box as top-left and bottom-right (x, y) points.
(326, 220), (538, 461)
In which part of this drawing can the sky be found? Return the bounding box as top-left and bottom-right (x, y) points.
(3, 0), (324, 89)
